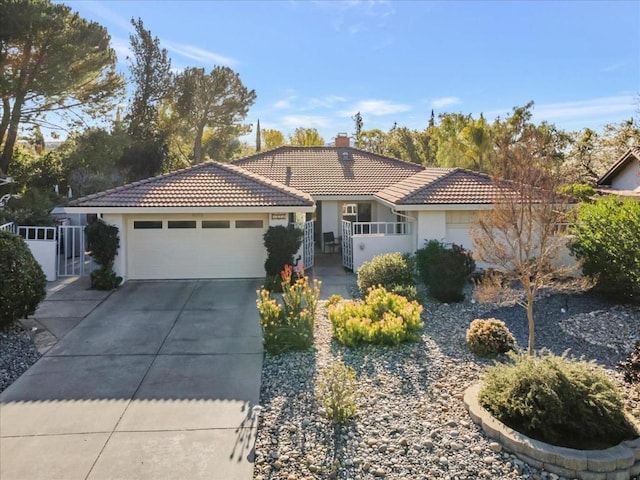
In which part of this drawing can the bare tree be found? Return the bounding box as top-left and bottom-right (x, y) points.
(471, 142), (575, 355)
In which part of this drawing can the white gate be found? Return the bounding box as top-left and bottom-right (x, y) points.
(341, 220), (353, 270)
(57, 225), (93, 277)
(303, 220), (314, 269)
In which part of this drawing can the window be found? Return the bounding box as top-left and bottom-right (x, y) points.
(134, 221), (162, 229)
(236, 220), (264, 228)
(168, 220), (196, 229)
(202, 220), (230, 229)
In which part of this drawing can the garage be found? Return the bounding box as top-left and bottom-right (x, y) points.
(127, 214), (268, 279)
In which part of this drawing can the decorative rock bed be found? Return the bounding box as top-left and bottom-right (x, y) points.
(464, 383), (640, 480)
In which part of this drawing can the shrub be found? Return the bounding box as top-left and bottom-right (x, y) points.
(389, 283), (419, 302)
(263, 225), (303, 283)
(85, 220), (122, 290)
(316, 361), (358, 424)
(570, 197), (640, 302)
(557, 183), (596, 202)
(326, 294), (344, 308)
(0, 230), (46, 328)
(466, 318), (517, 356)
(329, 286), (423, 346)
(416, 240), (475, 302)
(257, 265), (321, 354)
(618, 341), (640, 385)
(356, 252), (413, 295)
(479, 351), (637, 449)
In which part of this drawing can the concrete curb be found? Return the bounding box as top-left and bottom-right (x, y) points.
(463, 383), (640, 480)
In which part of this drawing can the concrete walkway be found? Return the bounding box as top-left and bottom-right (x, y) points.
(310, 250), (356, 300)
(1, 278), (263, 480)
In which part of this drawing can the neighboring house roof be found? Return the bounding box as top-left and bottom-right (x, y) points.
(67, 161), (314, 208)
(232, 146), (424, 196)
(597, 146), (640, 186)
(376, 168), (506, 205)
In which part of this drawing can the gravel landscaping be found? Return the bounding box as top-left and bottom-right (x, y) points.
(254, 283), (640, 480)
(0, 323), (41, 393)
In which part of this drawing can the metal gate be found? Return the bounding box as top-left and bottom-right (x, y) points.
(303, 220), (314, 269)
(341, 220), (353, 270)
(57, 225), (93, 277)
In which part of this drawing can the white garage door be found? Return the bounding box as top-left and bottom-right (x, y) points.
(127, 215), (268, 279)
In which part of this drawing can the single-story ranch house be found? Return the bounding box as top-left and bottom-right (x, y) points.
(63, 134), (508, 281)
(596, 146), (640, 199)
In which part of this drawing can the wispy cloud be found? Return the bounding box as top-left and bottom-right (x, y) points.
(305, 95), (348, 110)
(601, 62), (625, 73)
(82, 1), (132, 31)
(340, 99), (411, 117)
(431, 96), (462, 109)
(111, 36), (132, 63)
(316, 0), (395, 34)
(163, 41), (238, 67)
(533, 95), (636, 121)
(281, 115), (333, 129)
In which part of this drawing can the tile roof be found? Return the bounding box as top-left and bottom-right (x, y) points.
(376, 168), (511, 205)
(232, 146), (424, 196)
(67, 161), (314, 208)
(597, 146), (640, 186)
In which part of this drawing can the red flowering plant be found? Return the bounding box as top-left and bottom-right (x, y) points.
(257, 264), (321, 354)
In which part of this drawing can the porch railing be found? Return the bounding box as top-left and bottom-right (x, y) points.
(352, 221), (412, 236)
(0, 221), (17, 233)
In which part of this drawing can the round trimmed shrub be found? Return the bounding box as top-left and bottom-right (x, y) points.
(479, 351), (638, 449)
(357, 252), (413, 295)
(0, 230), (46, 328)
(416, 240), (475, 303)
(466, 318), (517, 356)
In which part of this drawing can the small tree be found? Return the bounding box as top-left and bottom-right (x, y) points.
(471, 144), (573, 355)
(85, 220), (122, 290)
(263, 225), (302, 288)
(0, 230), (46, 328)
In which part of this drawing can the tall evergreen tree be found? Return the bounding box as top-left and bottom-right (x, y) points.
(352, 111), (363, 148)
(256, 119), (261, 152)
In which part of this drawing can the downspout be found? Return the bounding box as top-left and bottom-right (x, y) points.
(392, 209), (419, 251)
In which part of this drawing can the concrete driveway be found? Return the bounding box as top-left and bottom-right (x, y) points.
(0, 279), (263, 480)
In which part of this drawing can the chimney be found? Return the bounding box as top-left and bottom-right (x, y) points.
(335, 132), (350, 147)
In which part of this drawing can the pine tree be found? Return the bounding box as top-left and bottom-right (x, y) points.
(256, 119), (261, 152)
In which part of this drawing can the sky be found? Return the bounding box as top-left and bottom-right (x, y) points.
(63, 0), (640, 144)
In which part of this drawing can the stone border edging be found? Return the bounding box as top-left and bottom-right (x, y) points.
(463, 383), (640, 480)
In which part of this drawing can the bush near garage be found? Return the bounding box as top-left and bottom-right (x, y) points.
(0, 230), (46, 328)
(257, 265), (321, 354)
(263, 225), (303, 292)
(356, 252), (414, 297)
(85, 220), (122, 290)
(416, 240), (475, 303)
(479, 351), (637, 450)
(328, 286), (423, 347)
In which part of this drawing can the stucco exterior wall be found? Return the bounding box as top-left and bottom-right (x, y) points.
(611, 158), (640, 191)
(353, 234), (414, 272)
(417, 211), (447, 248)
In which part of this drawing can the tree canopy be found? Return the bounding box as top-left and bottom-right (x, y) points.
(0, 0), (123, 175)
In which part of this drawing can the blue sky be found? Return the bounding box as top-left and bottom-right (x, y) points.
(65, 0), (639, 142)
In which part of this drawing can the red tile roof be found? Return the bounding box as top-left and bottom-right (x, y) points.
(67, 161), (314, 208)
(376, 168), (511, 205)
(232, 146), (424, 196)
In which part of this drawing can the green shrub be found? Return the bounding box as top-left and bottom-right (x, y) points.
(557, 183), (596, 202)
(389, 283), (419, 302)
(0, 230), (46, 328)
(479, 351), (637, 449)
(326, 294), (344, 308)
(316, 361), (358, 424)
(257, 265), (321, 354)
(85, 220), (122, 290)
(263, 225), (303, 290)
(466, 318), (517, 356)
(356, 252), (413, 295)
(618, 341), (640, 385)
(416, 240), (475, 302)
(570, 197), (640, 302)
(328, 286), (423, 346)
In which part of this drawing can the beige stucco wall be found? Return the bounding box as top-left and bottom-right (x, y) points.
(611, 158), (640, 191)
